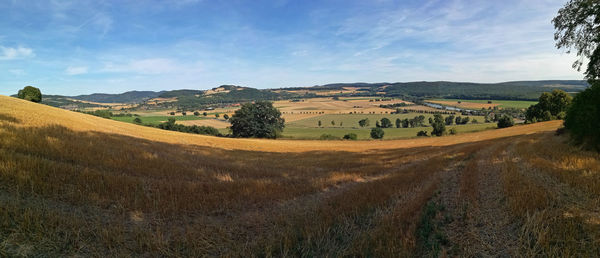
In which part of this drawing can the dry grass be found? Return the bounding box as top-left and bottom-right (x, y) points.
(0, 95), (596, 256)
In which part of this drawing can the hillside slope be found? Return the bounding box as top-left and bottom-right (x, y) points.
(1, 95), (598, 256)
(0, 95), (560, 152)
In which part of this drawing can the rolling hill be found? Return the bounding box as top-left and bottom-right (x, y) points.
(1, 95), (598, 256)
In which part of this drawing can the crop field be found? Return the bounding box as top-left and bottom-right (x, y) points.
(429, 99), (538, 109)
(287, 113), (486, 128)
(282, 123), (495, 140)
(110, 115), (209, 125)
(1, 95), (598, 256)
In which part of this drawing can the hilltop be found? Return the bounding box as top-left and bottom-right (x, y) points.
(41, 80), (588, 110)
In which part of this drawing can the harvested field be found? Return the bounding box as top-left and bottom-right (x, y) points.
(178, 119), (231, 128)
(1, 95), (596, 257)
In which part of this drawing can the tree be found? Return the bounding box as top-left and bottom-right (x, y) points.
(449, 128), (457, 135)
(223, 114), (229, 120)
(170, 112), (175, 116)
(182, 112), (187, 116)
(461, 117), (470, 124)
(402, 118), (409, 128)
(431, 114), (446, 136)
(229, 101), (285, 138)
(553, 0), (600, 79)
(358, 118), (370, 127)
(526, 90), (572, 122)
(133, 117), (142, 124)
(215, 113), (220, 118)
(343, 133), (357, 140)
(318, 120), (322, 127)
(455, 116), (462, 125)
(445, 115), (455, 125)
(331, 120), (335, 126)
(497, 115), (514, 128)
(17, 86), (42, 102)
(564, 81), (600, 150)
(194, 111), (200, 116)
(370, 127), (384, 139)
(380, 118), (393, 128)
(417, 130), (428, 137)
(395, 118), (401, 128)
(203, 112), (208, 116)
(376, 121), (381, 128)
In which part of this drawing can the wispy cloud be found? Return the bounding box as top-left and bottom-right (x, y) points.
(0, 46), (34, 60)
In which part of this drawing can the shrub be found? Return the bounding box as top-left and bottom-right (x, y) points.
(497, 115), (514, 128)
(133, 117), (142, 124)
(358, 118), (370, 127)
(417, 130), (428, 137)
(320, 134), (341, 140)
(170, 112), (175, 116)
(203, 112), (208, 116)
(194, 111), (200, 116)
(370, 127), (384, 139)
(17, 86), (42, 103)
(343, 133), (357, 140)
(223, 114), (229, 120)
(449, 128), (457, 135)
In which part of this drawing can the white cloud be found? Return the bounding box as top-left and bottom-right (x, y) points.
(0, 46), (34, 60)
(65, 66), (89, 75)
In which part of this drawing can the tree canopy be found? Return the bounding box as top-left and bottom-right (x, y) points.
(17, 86), (42, 103)
(229, 101), (285, 139)
(553, 0), (600, 80)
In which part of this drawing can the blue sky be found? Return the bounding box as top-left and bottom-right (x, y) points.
(0, 0), (584, 95)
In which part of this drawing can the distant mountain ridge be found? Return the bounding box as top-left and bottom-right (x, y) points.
(50, 80), (588, 104)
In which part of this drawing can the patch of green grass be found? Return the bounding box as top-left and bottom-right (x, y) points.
(281, 123), (495, 140)
(111, 115), (207, 125)
(288, 113), (486, 129)
(430, 99), (537, 109)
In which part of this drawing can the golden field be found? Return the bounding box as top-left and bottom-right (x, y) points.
(0, 95), (598, 256)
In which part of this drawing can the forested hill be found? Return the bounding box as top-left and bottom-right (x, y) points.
(46, 80), (588, 105)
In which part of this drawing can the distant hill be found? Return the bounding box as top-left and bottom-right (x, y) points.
(70, 91), (164, 103)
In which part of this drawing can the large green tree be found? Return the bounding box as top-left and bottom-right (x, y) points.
(553, 0), (600, 79)
(525, 89), (572, 122)
(430, 114), (446, 136)
(17, 86), (42, 103)
(553, 0), (600, 150)
(229, 101), (285, 139)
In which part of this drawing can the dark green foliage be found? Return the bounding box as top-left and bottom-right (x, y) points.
(170, 112), (175, 116)
(17, 86), (42, 103)
(380, 118), (393, 128)
(417, 130), (428, 137)
(395, 118), (401, 128)
(417, 200), (449, 256)
(449, 128), (457, 135)
(331, 120), (335, 126)
(358, 118), (370, 127)
(343, 133), (357, 140)
(72, 91), (161, 103)
(133, 117), (142, 124)
(194, 111), (200, 116)
(229, 101), (285, 139)
(319, 134), (341, 140)
(85, 110), (113, 119)
(564, 82), (600, 150)
(223, 114), (229, 120)
(445, 115), (455, 125)
(497, 115), (515, 128)
(430, 114), (446, 136)
(215, 113), (220, 118)
(402, 118), (410, 128)
(156, 118), (221, 136)
(370, 127), (384, 139)
(375, 121), (381, 128)
(318, 120), (322, 127)
(203, 112), (208, 116)
(526, 90), (572, 122)
(553, 0), (600, 79)
(461, 117), (470, 124)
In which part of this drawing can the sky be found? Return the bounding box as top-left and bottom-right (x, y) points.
(0, 0), (585, 95)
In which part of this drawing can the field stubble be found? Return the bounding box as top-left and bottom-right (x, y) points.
(0, 95), (597, 256)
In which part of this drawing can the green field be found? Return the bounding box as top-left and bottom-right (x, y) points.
(280, 123), (496, 140)
(430, 99), (537, 109)
(111, 115), (208, 125)
(287, 113), (486, 128)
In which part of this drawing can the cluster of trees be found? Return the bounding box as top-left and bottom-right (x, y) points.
(525, 90), (572, 122)
(156, 118), (221, 136)
(444, 115), (471, 125)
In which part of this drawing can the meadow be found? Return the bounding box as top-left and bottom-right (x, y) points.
(428, 99), (538, 109)
(0, 95), (598, 256)
(110, 115), (209, 125)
